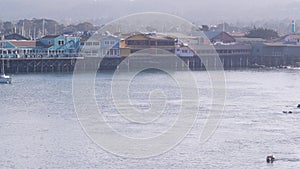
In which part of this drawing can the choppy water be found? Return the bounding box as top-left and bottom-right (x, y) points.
(0, 69), (300, 169)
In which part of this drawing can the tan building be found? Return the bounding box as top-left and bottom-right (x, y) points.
(124, 33), (176, 54)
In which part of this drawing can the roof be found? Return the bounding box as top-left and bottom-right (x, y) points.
(112, 42), (120, 49)
(276, 33), (300, 43)
(214, 43), (252, 50)
(36, 41), (52, 48)
(285, 34), (300, 39)
(5, 34), (29, 40)
(9, 40), (36, 48)
(147, 35), (173, 41)
(203, 31), (223, 39)
(126, 33), (174, 41)
(264, 42), (300, 47)
(101, 35), (120, 41)
(235, 37), (266, 42)
(228, 32), (246, 38)
(41, 35), (61, 39)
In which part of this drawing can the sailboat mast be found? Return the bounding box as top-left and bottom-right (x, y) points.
(1, 41), (3, 73)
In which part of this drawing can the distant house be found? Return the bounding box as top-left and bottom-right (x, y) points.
(282, 34), (300, 45)
(203, 31), (236, 44)
(100, 35), (120, 57)
(125, 33), (176, 54)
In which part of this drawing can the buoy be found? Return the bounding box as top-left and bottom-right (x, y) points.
(297, 104), (300, 108)
(266, 155), (275, 163)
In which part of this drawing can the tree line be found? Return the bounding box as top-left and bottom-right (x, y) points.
(0, 18), (99, 39)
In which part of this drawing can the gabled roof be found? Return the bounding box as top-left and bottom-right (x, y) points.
(5, 33), (29, 40)
(203, 31), (223, 40)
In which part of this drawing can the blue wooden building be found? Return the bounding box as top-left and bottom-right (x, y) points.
(100, 35), (120, 57)
(0, 34), (81, 58)
(37, 35), (80, 57)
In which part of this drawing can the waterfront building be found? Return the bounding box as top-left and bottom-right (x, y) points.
(251, 42), (300, 66)
(79, 39), (100, 56)
(281, 33), (300, 45)
(0, 34), (81, 58)
(124, 33), (176, 54)
(203, 31), (236, 44)
(36, 35), (81, 57)
(100, 35), (120, 57)
(0, 36), (36, 58)
(191, 31), (236, 45)
(175, 43), (195, 57)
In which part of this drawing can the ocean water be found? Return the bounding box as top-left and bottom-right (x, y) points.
(0, 69), (300, 169)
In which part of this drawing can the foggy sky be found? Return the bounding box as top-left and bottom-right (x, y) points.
(1, 0), (300, 24)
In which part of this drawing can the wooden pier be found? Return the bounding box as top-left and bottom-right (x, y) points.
(0, 57), (80, 74)
(0, 57), (126, 74)
(1, 54), (300, 74)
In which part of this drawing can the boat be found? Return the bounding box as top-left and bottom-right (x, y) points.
(0, 60), (12, 84)
(0, 73), (11, 84)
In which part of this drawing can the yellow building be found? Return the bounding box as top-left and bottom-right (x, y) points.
(124, 33), (176, 54)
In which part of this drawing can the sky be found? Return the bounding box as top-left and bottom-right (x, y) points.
(1, 0), (300, 24)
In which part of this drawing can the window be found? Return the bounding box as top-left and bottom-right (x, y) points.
(127, 40), (149, 46)
(93, 42), (100, 46)
(182, 50), (188, 53)
(150, 41), (156, 46)
(157, 41), (175, 46)
(86, 42), (93, 46)
(58, 40), (65, 46)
